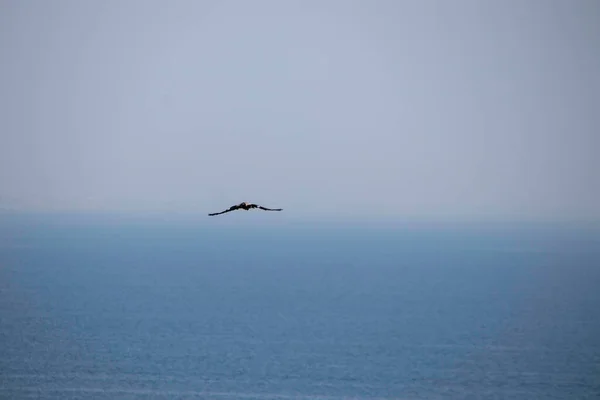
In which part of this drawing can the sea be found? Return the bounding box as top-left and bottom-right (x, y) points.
(1, 213), (599, 399)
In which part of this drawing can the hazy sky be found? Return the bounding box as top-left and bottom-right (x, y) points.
(1, 0), (598, 220)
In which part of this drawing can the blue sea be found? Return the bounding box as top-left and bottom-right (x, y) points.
(1, 214), (599, 399)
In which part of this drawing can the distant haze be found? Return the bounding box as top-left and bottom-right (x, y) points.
(1, 0), (598, 220)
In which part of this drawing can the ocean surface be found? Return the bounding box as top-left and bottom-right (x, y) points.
(1, 214), (599, 399)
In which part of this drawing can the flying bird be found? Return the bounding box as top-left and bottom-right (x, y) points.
(208, 202), (283, 216)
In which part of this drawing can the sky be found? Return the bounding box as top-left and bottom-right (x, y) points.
(1, 0), (599, 221)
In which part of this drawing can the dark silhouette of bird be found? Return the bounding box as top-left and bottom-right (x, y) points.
(208, 202), (283, 216)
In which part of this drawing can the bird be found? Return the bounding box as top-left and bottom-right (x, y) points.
(208, 202), (283, 216)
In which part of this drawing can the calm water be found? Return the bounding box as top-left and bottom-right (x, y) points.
(1, 215), (599, 399)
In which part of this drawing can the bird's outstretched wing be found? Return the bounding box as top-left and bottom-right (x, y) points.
(208, 205), (240, 216)
(258, 205), (283, 211)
